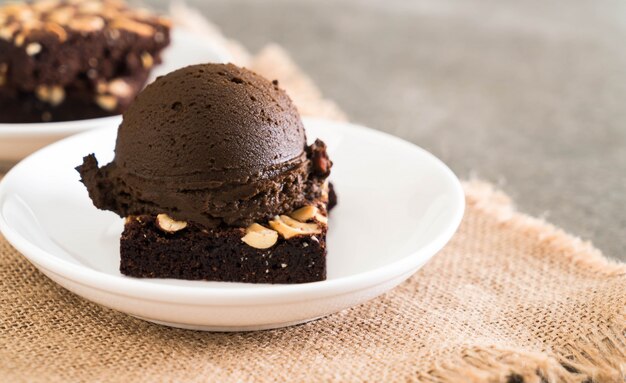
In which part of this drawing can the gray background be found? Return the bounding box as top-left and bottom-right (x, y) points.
(162, 1), (621, 259)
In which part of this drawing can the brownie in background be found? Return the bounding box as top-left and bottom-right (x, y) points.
(0, 0), (170, 123)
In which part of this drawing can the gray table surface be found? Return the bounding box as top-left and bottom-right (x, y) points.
(161, 0), (625, 260)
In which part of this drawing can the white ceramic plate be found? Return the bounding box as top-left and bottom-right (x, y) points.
(0, 117), (464, 331)
(0, 28), (231, 164)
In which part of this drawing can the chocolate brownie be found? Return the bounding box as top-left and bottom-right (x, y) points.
(78, 64), (336, 284)
(0, 0), (170, 123)
(121, 213), (327, 284)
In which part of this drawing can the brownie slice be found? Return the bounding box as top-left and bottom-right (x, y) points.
(0, 0), (170, 122)
(121, 214), (327, 284)
(120, 183), (335, 284)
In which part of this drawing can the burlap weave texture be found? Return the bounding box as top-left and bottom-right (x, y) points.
(1, 13), (625, 382)
(1, 180), (624, 382)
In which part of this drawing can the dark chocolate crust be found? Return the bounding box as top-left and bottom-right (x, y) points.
(0, 0), (170, 122)
(120, 215), (326, 284)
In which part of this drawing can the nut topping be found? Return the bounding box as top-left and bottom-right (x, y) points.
(280, 215), (321, 231)
(140, 51), (153, 68)
(1, 4), (27, 15)
(269, 215), (321, 239)
(156, 214), (187, 233)
(95, 94), (117, 111)
(25, 42), (42, 56)
(321, 180), (330, 202)
(68, 16), (104, 33)
(48, 8), (75, 25)
(48, 86), (65, 105)
(21, 19), (43, 32)
(0, 0), (169, 46)
(125, 215), (145, 224)
(32, 0), (60, 13)
(13, 33), (25, 46)
(95, 81), (107, 94)
(109, 18), (154, 36)
(290, 205), (328, 225)
(241, 223), (278, 249)
(35, 85), (65, 106)
(315, 213), (328, 225)
(44, 22), (68, 42)
(79, 1), (104, 14)
(107, 78), (132, 98)
(156, 17), (172, 28)
(12, 7), (35, 23)
(0, 24), (18, 41)
(290, 205), (317, 221)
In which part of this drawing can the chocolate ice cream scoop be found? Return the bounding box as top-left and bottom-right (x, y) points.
(77, 63), (331, 228)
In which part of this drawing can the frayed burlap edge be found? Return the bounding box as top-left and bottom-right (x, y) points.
(419, 182), (626, 383)
(422, 336), (626, 383)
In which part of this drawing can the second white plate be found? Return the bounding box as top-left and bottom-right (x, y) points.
(0, 28), (231, 164)
(0, 117), (464, 331)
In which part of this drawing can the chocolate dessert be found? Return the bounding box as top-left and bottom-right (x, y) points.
(77, 63), (336, 284)
(0, 0), (170, 123)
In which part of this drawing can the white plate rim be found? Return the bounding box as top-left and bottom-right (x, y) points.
(0, 115), (122, 136)
(0, 117), (465, 305)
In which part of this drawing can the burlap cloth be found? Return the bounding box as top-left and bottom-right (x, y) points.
(1, 8), (625, 383)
